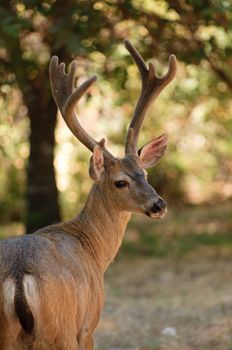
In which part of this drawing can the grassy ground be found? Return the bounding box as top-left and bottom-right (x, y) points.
(0, 204), (232, 350)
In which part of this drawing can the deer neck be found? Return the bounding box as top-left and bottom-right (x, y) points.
(67, 184), (131, 271)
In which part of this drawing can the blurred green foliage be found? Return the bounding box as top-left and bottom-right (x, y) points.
(0, 0), (232, 225)
(123, 204), (232, 257)
(0, 87), (28, 222)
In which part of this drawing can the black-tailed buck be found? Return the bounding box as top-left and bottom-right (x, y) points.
(0, 40), (176, 349)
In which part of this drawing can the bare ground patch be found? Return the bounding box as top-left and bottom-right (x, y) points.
(96, 255), (232, 350)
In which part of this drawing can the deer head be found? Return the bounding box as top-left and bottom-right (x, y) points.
(49, 40), (177, 219)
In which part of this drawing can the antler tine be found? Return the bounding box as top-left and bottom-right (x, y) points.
(49, 56), (115, 161)
(124, 40), (177, 155)
(124, 39), (149, 88)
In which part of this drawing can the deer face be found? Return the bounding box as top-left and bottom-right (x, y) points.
(110, 156), (166, 219)
(89, 137), (168, 219)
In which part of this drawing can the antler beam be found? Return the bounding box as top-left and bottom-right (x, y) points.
(124, 40), (177, 155)
(49, 56), (115, 162)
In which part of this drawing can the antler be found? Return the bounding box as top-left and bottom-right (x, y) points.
(124, 40), (177, 155)
(49, 56), (115, 161)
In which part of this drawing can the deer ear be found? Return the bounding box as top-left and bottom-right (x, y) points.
(89, 146), (105, 181)
(138, 134), (168, 169)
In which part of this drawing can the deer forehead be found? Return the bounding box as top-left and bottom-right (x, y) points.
(109, 156), (146, 180)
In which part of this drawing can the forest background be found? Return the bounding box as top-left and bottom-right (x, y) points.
(1, 1), (232, 349)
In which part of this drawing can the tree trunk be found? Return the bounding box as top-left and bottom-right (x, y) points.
(25, 96), (61, 234)
(2, 30), (61, 233)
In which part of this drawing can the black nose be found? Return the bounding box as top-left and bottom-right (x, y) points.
(151, 199), (167, 213)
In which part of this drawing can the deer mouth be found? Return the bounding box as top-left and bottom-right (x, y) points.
(145, 208), (167, 219)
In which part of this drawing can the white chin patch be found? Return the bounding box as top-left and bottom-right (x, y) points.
(150, 211), (167, 219)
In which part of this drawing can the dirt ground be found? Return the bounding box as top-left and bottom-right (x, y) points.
(95, 254), (232, 350)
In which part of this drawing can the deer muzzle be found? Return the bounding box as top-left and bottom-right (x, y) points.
(144, 197), (167, 219)
(152, 198), (167, 213)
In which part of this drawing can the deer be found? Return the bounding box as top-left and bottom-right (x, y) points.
(0, 40), (176, 350)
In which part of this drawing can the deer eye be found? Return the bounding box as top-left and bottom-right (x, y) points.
(114, 180), (129, 188)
